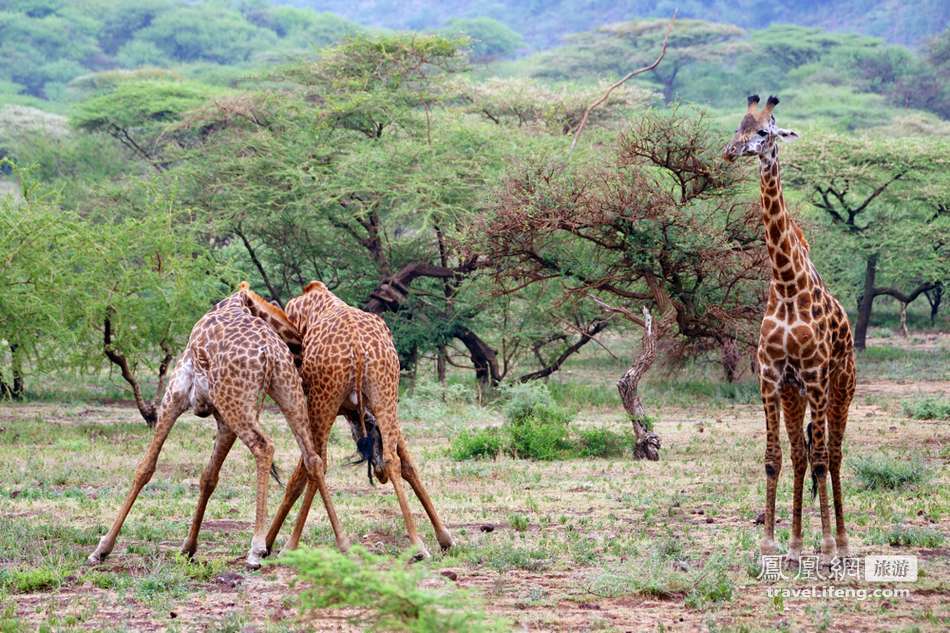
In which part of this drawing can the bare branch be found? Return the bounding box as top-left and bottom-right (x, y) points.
(569, 14), (676, 154)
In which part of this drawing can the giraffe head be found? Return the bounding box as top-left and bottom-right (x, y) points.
(722, 95), (799, 163)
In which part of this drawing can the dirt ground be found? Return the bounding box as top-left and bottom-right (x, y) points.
(1, 338), (947, 632)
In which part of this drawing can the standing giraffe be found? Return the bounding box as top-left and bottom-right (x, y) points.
(723, 95), (856, 564)
(261, 281), (454, 559)
(88, 286), (337, 569)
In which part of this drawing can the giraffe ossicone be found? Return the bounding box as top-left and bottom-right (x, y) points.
(724, 95), (856, 566)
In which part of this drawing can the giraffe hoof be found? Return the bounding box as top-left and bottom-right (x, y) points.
(437, 533), (454, 551)
(86, 551), (107, 565)
(411, 543), (432, 562)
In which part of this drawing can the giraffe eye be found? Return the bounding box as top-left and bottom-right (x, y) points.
(757, 130), (768, 137)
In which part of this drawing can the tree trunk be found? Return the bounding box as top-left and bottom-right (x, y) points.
(436, 346), (447, 385)
(720, 338), (741, 383)
(9, 344), (24, 400)
(104, 312), (158, 426)
(454, 326), (501, 392)
(898, 302), (909, 338)
(617, 307), (662, 461)
(924, 283), (942, 325)
(854, 254), (877, 351)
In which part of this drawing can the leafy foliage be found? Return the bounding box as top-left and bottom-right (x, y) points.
(902, 398), (950, 420)
(280, 546), (505, 632)
(850, 454), (931, 490)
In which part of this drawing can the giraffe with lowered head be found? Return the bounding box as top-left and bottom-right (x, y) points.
(88, 285), (337, 569)
(723, 95), (856, 564)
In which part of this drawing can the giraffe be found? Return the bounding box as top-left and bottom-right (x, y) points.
(260, 280), (454, 559)
(87, 286), (338, 569)
(723, 95), (856, 565)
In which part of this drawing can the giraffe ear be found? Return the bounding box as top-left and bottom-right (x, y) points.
(775, 128), (799, 142)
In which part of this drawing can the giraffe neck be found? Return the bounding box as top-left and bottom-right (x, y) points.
(759, 150), (809, 301)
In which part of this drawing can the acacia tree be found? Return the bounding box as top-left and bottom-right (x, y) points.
(785, 135), (950, 348)
(0, 181), (79, 398)
(158, 34), (608, 390)
(480, 111), (769, 458)
(66, 186), (228, 424)
(532, 19), (746, 103)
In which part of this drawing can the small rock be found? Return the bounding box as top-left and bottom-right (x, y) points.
(440, 570), (458, 581)
(754, 512), (766, 525)
(577, 603), (601, 610)
(697, 509), (705, 515)
(169, 612), (177, 619)
(10, 490), (20, 499)
(215, 571), (243, 589)
(479, 524), (495, 533)
(705, 517), (714, 524)
(673, 560), (690, 572)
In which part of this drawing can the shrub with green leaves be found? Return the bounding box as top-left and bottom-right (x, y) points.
(851, 454), (930, 490)
(501, 382), (572, 426)
(575, 428), (633, 458)
(866, 524), (945, 548)
(280, 546), (505, 632)
(449, 429), (502, 460)
(902, 398), (950, 420)
(505, 414), (572, 461)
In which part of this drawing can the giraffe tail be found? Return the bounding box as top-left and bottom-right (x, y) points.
(805, 421), (818, 499)
(352, 344), (376, 485)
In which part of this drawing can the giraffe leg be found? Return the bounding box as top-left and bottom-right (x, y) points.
(397, 439), (453, 551)
(828, 362), (854, 557)
(180, 416), (237, 559)
(806, 384), (835, 565)
(781, 386), (807, 564)
(264, 457), (308, 553)
(387, 452), (430, 559)
(88, 361), (191, 564)
(759, 373), (783, 556)
(281, 400), (348, 553)
(220, 404), (276, 570)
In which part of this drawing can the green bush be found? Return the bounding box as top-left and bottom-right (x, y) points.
(685, 556), (734, 608)
(280, 546), (505, 632)
(866, 524), (945, 548)
(450, 429), (502, 460)
(851, 454), (930, 490)
(450, 384), (643, 462)
(576, 428), (633, 458)
(505, 415), (572, 461)
(902, 398), (950, 420)
(501, 382), (572, 426)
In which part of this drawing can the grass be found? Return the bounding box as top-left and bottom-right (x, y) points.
(851, 454), (931, 490)
(0, 335), (946, 630)
(0, 567), (62, 593)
